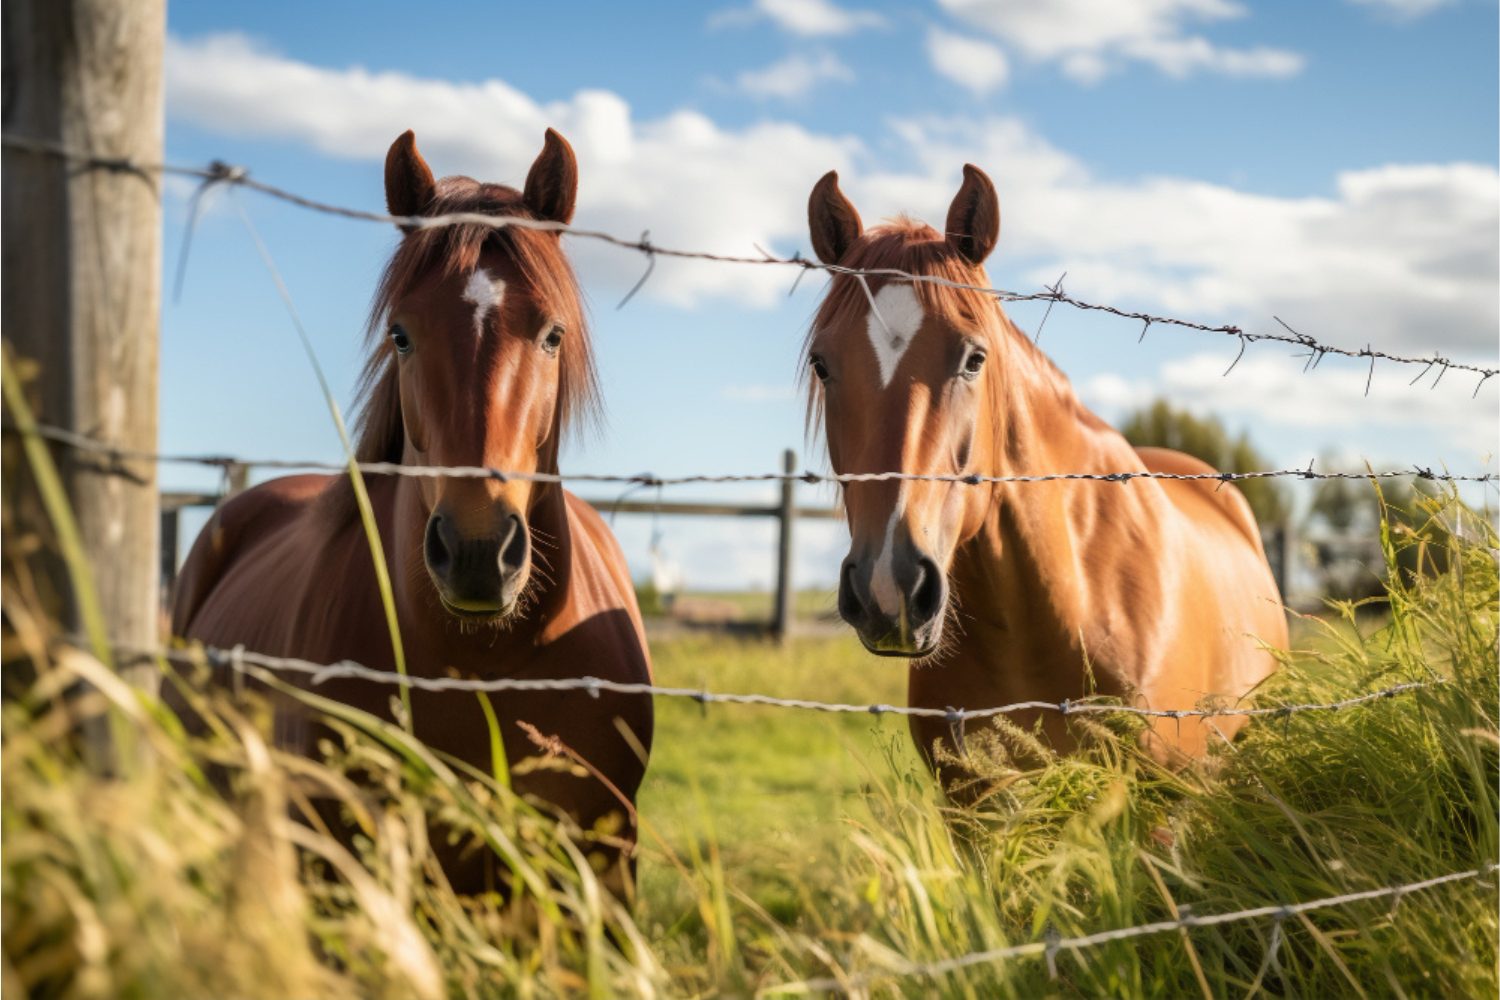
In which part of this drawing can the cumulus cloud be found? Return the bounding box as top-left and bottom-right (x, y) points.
(709, 0), (886, 36)
(166, 33), (860, 308)
(936, 0), (1304, 82)
(734, 50), (854, 99)
(1081, 352), (1497, 461)
(926, 28), (1011, 94)
(853, 117), (1497, 358)
(1347, 0), (1455, 19)
(166, 35), (1496, 365)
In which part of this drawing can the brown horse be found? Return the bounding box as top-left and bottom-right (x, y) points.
(171, 129), (652, 895)
(803, 165), (1287, 773)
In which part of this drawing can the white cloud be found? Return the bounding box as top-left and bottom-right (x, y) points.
(1118, 35), (1303, 79)
(608, 499), (849, 589)
(165, 35), (1497, 367)
(1080, 352), (1498, 462)
(856, 116), (1497, 358)
(1347, 0), (1455, 19)
(926, 28), (1011, 94)
(734, 50), (854, 99)
(710, 0), (886, 36)
(165, 33), (860, 308)
(936, 0), (1304, 82)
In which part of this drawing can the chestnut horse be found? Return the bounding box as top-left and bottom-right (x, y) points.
(171, 129), (653, 894)
(803, 165), (1287, 773)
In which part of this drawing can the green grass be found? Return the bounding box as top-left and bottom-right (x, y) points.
(4, 490), (1496, 997)
(637, 634), (914, 926)
(638, 586), (840, 623)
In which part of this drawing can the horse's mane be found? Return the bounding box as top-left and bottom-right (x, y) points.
(802, 217), (1104, 443)
(323, 177), (600, 524)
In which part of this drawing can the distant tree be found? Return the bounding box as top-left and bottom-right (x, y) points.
(1307, 467), (1449, 600)
(1308, 468), (1370, 534)
(1119, 398), (1289, 526)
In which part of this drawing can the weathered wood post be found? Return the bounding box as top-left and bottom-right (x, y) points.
(3, 0), (166, 687)
(159, 504), (180, 605)
(1273, 516), (1296, 606)
(772, 448), (796, 642)
(225, 460), (250, 498)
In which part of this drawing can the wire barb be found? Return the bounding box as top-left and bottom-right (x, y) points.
(616, 230), (655, 309)
(1034, 271), (1066, 343)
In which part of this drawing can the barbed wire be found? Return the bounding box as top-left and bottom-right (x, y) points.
(8, 422), (1496, 489)
(120, 639), (1444, 725)
(769, 863), (1499, 993)
(5, 132), (1496, 391)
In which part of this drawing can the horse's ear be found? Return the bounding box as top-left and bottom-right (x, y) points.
(385, 130), (437, 231)
(807, 170), (863, 265)
(523, 128), (578, 225)
(944, 164), (1000, 266)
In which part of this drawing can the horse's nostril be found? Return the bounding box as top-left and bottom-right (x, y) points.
(498, 513), (528, 576)
(910, 555), (945, 624)
(837, 560), (864, 624)
(424, 515), (451, 574)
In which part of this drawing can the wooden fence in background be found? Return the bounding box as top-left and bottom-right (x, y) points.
(160, 449), (1354, 640)
(159, 450), (841, 641)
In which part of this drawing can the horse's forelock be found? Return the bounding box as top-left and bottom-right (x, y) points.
(800, 218), (1000, 434)
(799, 216), (1078, 460)
(349, 179), (599, 468)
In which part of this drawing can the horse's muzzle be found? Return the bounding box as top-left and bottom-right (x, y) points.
(838, 549), (946, 657)
(424, 507), (530, 618)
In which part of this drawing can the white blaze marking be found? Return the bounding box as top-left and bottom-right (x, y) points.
(462, 269), (506, 339)
(869, 498), (905, 617)
(865, 283), (924, 388)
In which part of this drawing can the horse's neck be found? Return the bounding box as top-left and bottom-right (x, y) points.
(954, 317), (1158, 641)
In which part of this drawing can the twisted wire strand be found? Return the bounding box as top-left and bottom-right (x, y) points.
(117, 640), (1444, 725)
(10, 422), (1496, 488)
(4, 132), (1495, 387)
(772, 864), (1499, 993)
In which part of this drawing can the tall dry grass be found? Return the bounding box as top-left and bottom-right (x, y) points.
(2, 489), (1494, 997)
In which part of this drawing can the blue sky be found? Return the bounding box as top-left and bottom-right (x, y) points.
(160, 0), (1498, 589)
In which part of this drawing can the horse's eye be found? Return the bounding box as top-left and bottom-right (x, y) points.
(809, 354), (831, 383)
(961, 350), (986, 380)
(541, 324), (564, 356)
(390, 324), (413, 356)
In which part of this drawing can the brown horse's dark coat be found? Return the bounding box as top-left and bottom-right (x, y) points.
(171, 130), (652, 895)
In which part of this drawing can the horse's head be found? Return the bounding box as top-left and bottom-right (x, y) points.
(805, 166), (1002, 656)
(363, 128), (596, 622)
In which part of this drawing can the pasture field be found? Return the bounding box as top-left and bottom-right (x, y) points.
(3, 493), (1496, 997)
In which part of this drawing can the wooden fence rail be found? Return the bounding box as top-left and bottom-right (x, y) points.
(158, 450), (839, 640)
(159, 449), (1347, 640)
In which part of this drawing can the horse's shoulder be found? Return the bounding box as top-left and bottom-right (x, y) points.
(562, 490), (624, 559)
(554, 490), (650, 665)
(170, 475), (332, 635)
(1132, 446), (1263, 550)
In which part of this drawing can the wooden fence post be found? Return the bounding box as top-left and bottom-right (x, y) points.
(158, 506), (180, 605)
(225, 461), (249, 498)
(1273, 516), (1296, 605)
(772, 449), (796, 642)
(2, 1), (166, 689)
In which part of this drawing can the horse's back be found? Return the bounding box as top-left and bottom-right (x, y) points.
(1133, 446), (1265, 553)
